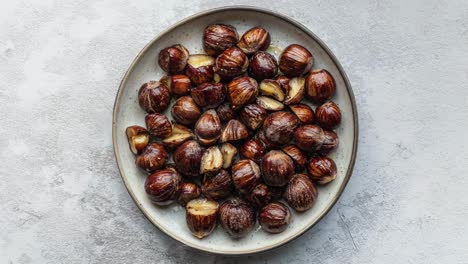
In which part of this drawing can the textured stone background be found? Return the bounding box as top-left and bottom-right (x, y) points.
(1, 0), (468, 263)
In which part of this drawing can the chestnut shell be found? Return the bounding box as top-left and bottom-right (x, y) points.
(145, 113), (172, 138)
(145, 168), (181, 205)
(135, 143), (168, 172)
(171, 96), (202, 126)
(214, 47), (249, 80)
(294, 124), (325, 152)
(315, 101), (342, 129)
(279, 44), (313, 77)
(263, 111), (300, 146)
(240, 139), (266, 163)
(173, 140), (205, 177)
(284, 174), (318, 212)
(305, 69), (336, 103)
(191, 82), (226, 109)
(248, 51), (278, 81)
(261, 150), (295, 187)
(158, 44), (189, 74)
(138, 81), (171, 113)
(240, 103), (267, 131)
(178, 182), (201, 206)
(259, 202), (291, 233)
(231, 159), (261, 195)
(307, 156), (337, 184)
(203, 24), (239, 56)
(202, 170), (233, 200)
(219, 198), (256, 239)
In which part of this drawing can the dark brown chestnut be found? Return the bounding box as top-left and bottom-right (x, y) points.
(294, 125), (325, 152)
(200, 146), (223, 174)
(219, 198), (256, 239)
(259, 202), (291, 233)
(240, 139), (266, 163)
(232, 159), (261, 194)
(145, 113), (172, 138)
(284, 77), (305, 105)
(202, 170), (233, 200)
(214, 47), (249, 80)
(227, 76), (258, 110)
(220, 142), (238, 169)
(136, 143), (168, 172)
(186, 198), (219, 239)
(174, 140), (205, 177)
(145, 168), (181, 205)
(263, 111), (300, 146)
(284, 174), (318, 212)
(261, 150), (295, 187)
(248, 51), (278, 81)
(216, 102), (236, 123)
(220, 119), (249, 143)
(158, 44), (189, 74)
(161, 123), (194, 148)
(256, 129), (280, 149)
(191, 82), (225, 108)
(240, 104), (267, 131)
(319, 130), (339, 154)
(195, 110), (222, 145)
(159, 74), (191, 96)
(178, 182), (201, 206)
(171, 96), (202, 125)
(282, 145), (307, 172)
(307, 156), (337, 184)
(305, 69), (336, 103)
(138, 80), (171, 113)
(246, 183), (272, 209)
(203, 24), (239, 56)
(237, 27), (271, 54)
(279, 44), (313, 77)
(315, 101), (342, 129)
(259, 79), (284, 101)
(185, 54), (215, 85)
(289, 104), (315, 124)
(126, 125), (149, 155)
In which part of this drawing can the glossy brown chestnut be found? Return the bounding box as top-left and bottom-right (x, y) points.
(305, 69), (336, 103)
(138, 80), (171, 113)
(294, 124), (325, 152)
(279, 44), (313, 77)
(261, 150), (295, 187)
(214, 47), (249, 80)
(203, 24), (239, 56)
(240, 104), (267, 131)
(171, 96), (202, 125)
(284, 77), (305, 105)
(282, 145), (307, 172)
(145, 168), (181, 205)
(191, 82), (225, 108)
(200, 146), (223, 174)
(185, 54), (215, 85)
(284, 174), (318, 212)
(315, 101), (342, 129)
(240, 139), (266, 163)
(232, 159), (261, 194)
(145, 113), (172, 138)
(248, 51), (278, 81)
(195, 110), (222, 145)
(158, 44), (189, 74)
(135, 143), (168, 172)
(227, 76), (258, 110)
(319, 130), (339, 154)
(216, 102), (236, 123)
(178, 182), (201, 206)
(307, 156), (337, 184)
(202, 170), (233, 200)
(161, 123), (194, 148)
(173, 140), (205, 177)
(246, 183), (272, 209)
(159, 74), (191, 96)
(237, 27), (271, 54)
(259, 202), (291, 233)
(289, 104), (315, 124)
(126, 125), (149, 155)
(220, 143), (238, 169)
(256, 129), (280, 149)
(219, 198), (256, 239)
(186, 198), (219, 239)
(220, 119), (249, 143)
(263, 111), (300, 146)
(259, 79), (284, 101)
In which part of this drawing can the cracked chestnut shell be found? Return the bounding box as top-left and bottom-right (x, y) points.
(145, 168), (181, 206)
(202, 170), (233, 200)
(191, 82), (225, 108)
(186, 198), (219, 239)
(248, 51), (278, 81)
(136, 143), (168, 172)
(240, 139), (266, 163)
(294, 124), (325, 152)
(178, 181), (201, 206)
(279, 44), (313, 77)
(216, 102), (236, 122)
(319, 130), (339, 154)
(240, 104), (267, 131)
(282, 145), (307, 172)
(214, 47), (249, 80)
(289, 104), (315, 124)
(232, 159), (261, 194)
(227, 76), (259, 110)
(203, 24), (239, 56)
(145, 113), (172, 138)
(158, 44), (189, 74)
(219, 198), (256, 239)
(263, 111), (300, 146)
(284, 174), (318, 212)
(220, 119), (249, 143)
(315, 101), (342, 129)
(171, 96), (202, 125)
(246, 183), (272, 209)
(174, 140), (205, 177)
(195, 110), (222, 145)
(307, 156), (337, 184)
(237, 27), (271, 54)
(160, 74), (191, 96)
(162, 123), (194, 149)
(185, 54), (215, 85)
(261, 150), (295, 187)
(305, 69), (336, 103)
(138, 81), (171, 113)
(126, 125), (149, 155)
(259, 202), (291, 233)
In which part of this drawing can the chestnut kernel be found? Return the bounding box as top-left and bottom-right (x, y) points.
(145, 168), (181, 205)
(248, 51), (278, 81)
(216, 102), (236, 123)
(294, 125), (325, 152)
(237, 27), (271, 54)
(259, 79), (284, 101)
(200, 146), (223, 174)
(126, 125), (149, 155)
(246, 183), (272, 209)
(240, 139), (266, 163)
(145, 113), (172, 138)
(259, 202), (291, 233)
(174, 140), (205, 177)
(284, 77), (305, 105)
(158, 44), (189, 74)
(186, 198), (219, 239)
(219, 198), (256, 239)
(203, 24), (239, 56)
(307, 156), (337, 184)
(162, 123), (194, 148)
(279, 44), (313, 77)
(305, 69), (336, 103)
(136, 143), (168, 172)
(202, 170), (233, 200)
(220, 143), (238, 169)
(261, 150), (295, 187)
(178, 182), (201, 206)
(289, 104), (315, 124)
(319, 130), (339, 154)
(263, 111), (300, 146)
(227, 76), (259, 110)
(160, 74), (191, 96)
(191, 82), (225, 109)
(232, 159), (261, 194)
(220, 119), (249, 143)
(256, 96), (284, 111)
(214, 47), (249, 80)
(185, 54), (215, 85)
(171, 96), (202, 126)
(240, 104), (267, 131)
(315, 101), (342, 129)
(284, 174), (318, 212)
(282, 145), (307, 172)
(138, 80), (171, 113)
(195, 110), (222, 145)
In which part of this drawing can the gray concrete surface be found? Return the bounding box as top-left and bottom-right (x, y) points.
(1, 0), (467, 263)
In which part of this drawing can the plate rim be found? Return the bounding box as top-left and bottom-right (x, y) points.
(112, 5), (359, 255)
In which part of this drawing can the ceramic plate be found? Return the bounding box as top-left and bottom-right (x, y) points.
(113, 6), (358, 255)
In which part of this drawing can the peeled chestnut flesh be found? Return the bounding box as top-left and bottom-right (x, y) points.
(237, 27), (271, 55)
(162, 123), (194, 148)
(305, 69), (336, 103)
(294, 125), (325, 152)
(220, 142), (238, 169)
(284, 77), (305, 105)
(174, 140), (205, 177)
(259, 79), (284, 101)
(279, 44), (313, 77)
(171, 96), (202, 125)
(185, 54), (215, 85)
(202, 170), (233, 200)
(203, 24), (239, 56)
(289, 104), (315, 124)
(227, 76), (258, 110)
(261, 150), (295, 187)
(315, 101), (342, 129)
(158, 44), (189, 74)
(259, 202), (291, 233)
(200, 146), (223, 174)
(307, 156), (337, 184)
(248, 51), (278, 81)
(145, 113), (172, 138)
(195, 110), (222, 145)
(246, 183), (272, 209)
(160, 74), (191, 96)
(263, 111), (300, 146)
(256, 96), (284, 111)
(320, 130), (339, 154)
(284, 174), (318, 212)
(240, 104), (267, 131)
(220, 119), (249, 143)
(138, 80), (171, 113)
(191, 82), (225, 108)
(214, 47), (249, 80)
(232, 159), (261, 194)
(240, 139), (266, 163)
(145, 168), (181, 205)
(178, 182), (201, 206)
(136, 143), (168, 172)
(186, 198), (219, 239)
(126, 125), (149, 155)
(219, 198), (256, 239)
(282, 145), (307, 172)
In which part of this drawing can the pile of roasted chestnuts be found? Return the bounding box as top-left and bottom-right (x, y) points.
(126, 24), (342, 239)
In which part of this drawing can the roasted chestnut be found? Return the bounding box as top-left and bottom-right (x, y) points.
(186, 198), (219, 239)
(191, 82), (225, 108)
(319, 130), (339, 154)
(232, 159), (261, 194)
(305, 69), (336, 103)
(315, 101), (342, 129)
(171, 96), (202, 125)
(256, 129), (280, 149)
(185, 54), (215, 85)
(214, 47), (249, 80)
(284, 174), (318, 212)
(237, 27), (271, 54)
(145, 168), (181, 205)
(282, 145), (307, 172)
(261, 150), (295, 187)
(220, 119), (249, 143)
(307, 156), (337, 184)
(178, 181), (201, 206)
(259, 202), (291, 233)
(160, 74), (191, 96)
(174, 140), (205, 177)
(158, 44), (189, 74)
(279, 44), (313, 77)
(259, 79), (284, 101)
(161, 123), (194, 148)
(216, 102), (236, 122)
(136, 143), (168, 172)
(219, 198), (256, 239)
(289, 104), (315, 124)
(240, 139), (266, 163)
(195, 110), (222, 145)
(138, 80), (171, 113)
(126, 125), (149, 155)
(240, 104), (267, 131)
(284, 77), (305, 105)
(294, 125), (325, 152)
(275, 75), (291, 93)
(145, 113), (172, 138)
(248, 51), (278, 81)
(202, 170), (233, 200)
(227, 76), (259, 110)
(256, 96), (284, 111)
(200, 146), (223, 174)
(203, 24), (239, 56)
(263, 111), (300, 146)
(246, 183), (272, 209)
(220, 142), (238, 169)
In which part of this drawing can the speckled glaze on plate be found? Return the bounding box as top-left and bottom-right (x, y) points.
(112, 6), (358, 255)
